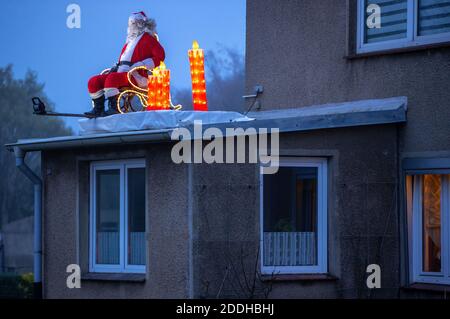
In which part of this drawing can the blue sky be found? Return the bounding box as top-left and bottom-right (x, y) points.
(0, 0), (246, 130)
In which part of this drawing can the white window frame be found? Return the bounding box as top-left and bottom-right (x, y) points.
(259, 157), (328, 275)
(411, 174), (450, 285)
(357, 0), (450, 54)
(89, 159), (146, 274)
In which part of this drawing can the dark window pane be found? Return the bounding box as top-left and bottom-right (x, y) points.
(128, 168), (146, 265)
(422, 174), (441, 272)
(263, 167), (318, 266)
(418, 0), (450, 36)
(364, 0), (408, 43)
(96, 169), (120, 265)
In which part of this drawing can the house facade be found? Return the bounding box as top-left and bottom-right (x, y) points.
(246, 0), (450, 297)
(5, 0), (450, 298)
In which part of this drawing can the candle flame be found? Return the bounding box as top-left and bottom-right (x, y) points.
(192, 40), (199, 50)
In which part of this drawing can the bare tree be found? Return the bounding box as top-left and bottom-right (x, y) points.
(215, 244), (273, 299)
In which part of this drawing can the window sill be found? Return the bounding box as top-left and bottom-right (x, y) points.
(260, 274), (338, 282)
(402, 283), (450, 293)
(345, 41), (450, 60)
(82, 273), (146, 283)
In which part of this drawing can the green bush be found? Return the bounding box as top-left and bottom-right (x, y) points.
(0, 273), (34, 299)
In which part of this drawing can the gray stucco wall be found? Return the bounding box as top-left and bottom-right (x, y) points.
(42, 144), (191, 299)
(245, 0), (450, 153)
(193, 125), (399, 299)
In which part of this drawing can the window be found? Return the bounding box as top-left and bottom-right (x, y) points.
(90, 159), (146, 273)
(406, 174), (450, 284)
(357, 0), (450, 53)
(260, 158), (328, 274)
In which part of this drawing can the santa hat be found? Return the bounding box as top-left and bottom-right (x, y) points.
(129, 11), (148, 22)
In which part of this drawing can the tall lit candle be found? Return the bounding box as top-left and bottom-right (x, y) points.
(188, 41), (208, 111)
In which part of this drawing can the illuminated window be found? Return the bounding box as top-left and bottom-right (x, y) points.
(357, 0), (450, 53)
(406, 174), (450, 284)
(260, 158), (328, 274)
(89, 159), (146, 273)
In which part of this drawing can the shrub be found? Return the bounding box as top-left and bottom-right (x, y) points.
(0, 273), (34, 299)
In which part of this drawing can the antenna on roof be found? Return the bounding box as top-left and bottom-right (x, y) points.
(32, 97), (96, 118)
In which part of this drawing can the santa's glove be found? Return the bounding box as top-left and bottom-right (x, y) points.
(118, 64), (131, 73)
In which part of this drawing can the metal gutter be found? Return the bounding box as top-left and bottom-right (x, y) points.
(13, 147), (43, 299)
(5, 129), (173, 153)
(0, 232), (4, 273)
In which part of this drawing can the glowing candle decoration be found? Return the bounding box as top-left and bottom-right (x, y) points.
(188, 41), (208, 111)
(147, 62), (171, 110)
(159, 62), (171, 109)
(147, 71), (157, 110)
(155, 68), (163, 109)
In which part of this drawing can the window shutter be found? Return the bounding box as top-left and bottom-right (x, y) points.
(365, 0), (409, 43)
(418, 0), (450, 36)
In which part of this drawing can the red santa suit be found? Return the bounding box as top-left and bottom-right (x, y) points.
(88, 31), (165, 99)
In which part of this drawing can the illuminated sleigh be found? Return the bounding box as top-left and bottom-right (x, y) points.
(99, 63), (182, 114)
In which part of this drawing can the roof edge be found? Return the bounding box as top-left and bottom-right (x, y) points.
(5, 96), (407, 152)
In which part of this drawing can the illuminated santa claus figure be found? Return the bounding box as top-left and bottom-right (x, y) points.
(85, 11), (165, 116)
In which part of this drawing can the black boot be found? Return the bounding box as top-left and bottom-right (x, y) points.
(85, 95), (105, 117)
(104, 95), (119, 116)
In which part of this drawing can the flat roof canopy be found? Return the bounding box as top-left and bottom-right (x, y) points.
(5, 96), (407, 152)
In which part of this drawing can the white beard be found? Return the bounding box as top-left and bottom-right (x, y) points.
(126, 26), (144, 43)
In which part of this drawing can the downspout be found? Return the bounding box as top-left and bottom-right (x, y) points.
(0, 232), (4, 272)
(187, 163), (193, 298)
(13, 147), (42, 299)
